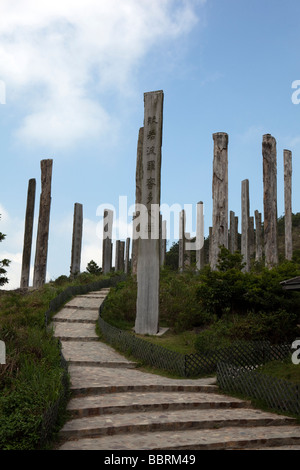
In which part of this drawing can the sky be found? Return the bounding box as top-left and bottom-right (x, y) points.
(1, 0), (300, 289)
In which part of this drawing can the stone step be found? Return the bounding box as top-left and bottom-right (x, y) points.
(68, 365), (218, 397)
(58, 425), (300, 450)
(64, 297), (104, 310)
(67, 391), (250, 419)
(52, 308), (99, 323)
(60, 342), (137, 369)
(71, 382), (218, 397)
(51, 322), (99, 341)
(59, 407), (296, 441)
(76, 295), (107, 299)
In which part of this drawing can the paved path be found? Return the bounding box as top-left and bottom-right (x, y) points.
(51, 288), (300, 451)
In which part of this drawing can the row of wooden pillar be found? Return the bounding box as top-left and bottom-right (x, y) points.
(210, 133), (293, 271)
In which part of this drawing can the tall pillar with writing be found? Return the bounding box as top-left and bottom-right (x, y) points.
(135, 90), (164, 335)
(132, 127), (144, 276)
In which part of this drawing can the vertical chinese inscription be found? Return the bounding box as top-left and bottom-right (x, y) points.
(132, 127), (144, 276)
(135, 90), (164, 336)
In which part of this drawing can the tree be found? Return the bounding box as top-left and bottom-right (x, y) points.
(0, 214), (10, 286)
(86, 260), (102, 275)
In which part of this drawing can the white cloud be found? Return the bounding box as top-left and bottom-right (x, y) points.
(0, 0), (203, 149)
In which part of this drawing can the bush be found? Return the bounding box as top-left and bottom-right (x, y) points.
(194, 308), (299, 354)
(197, 249), (300, 319)
(101, 278), (137, 329)
(159, 269), (211, 332)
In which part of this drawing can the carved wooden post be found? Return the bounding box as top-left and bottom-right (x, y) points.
(211, 133), (228, 270)
(284, 150), (293, 261)
(131, 127), (144, 276)
(249, 216), (255, 258)
(135, 90), (163, 335)
(185, 232), (191, 268)
(119, 241), (125, 272)
(196, 201), (204, 270)
(115, 240), (120, 271)
(229, 210), (236, 254)
(254, 210), (263, 262)
(102, 209), (113, 274)
(241, 179), (250, 272)
(179, 209), (186, 273)
(20, 178), (36, 288)
(234, 216), (239, 252)
(125, 237), (130, 274)
(262, 134), (278, 268)
(70, 203), (83, 279)
(33, 159), (53, 288)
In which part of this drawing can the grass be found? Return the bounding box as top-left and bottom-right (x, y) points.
(0, 271), (113, 450)
(135, 329), (198, 355)
(257, 359), (300, 384)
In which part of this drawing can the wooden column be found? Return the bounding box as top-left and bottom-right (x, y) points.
(125, 237), (131, 274)
(185, 232), (191, 268)
(234, 216), (239, 252)
(249, 216), (255, 258)
(262, 134), (278, 268)
(115, 240), (120, 271)
(20, 178), (36, 288)
(229, 210), (236, 254)
(284, 150), (293, 261)
(211, 132), (229, 270)
(254, 210), (263, 262)
(178, 209), (186, 273)
(131, 127), (144, 276)
(33, 159), (53, 288)
(196, 201), (204, 270)
(70, 203), (83, 279)
(135, 90), (163, 335)
(102, 209), (113, 274)
(241, 179), (250, 272)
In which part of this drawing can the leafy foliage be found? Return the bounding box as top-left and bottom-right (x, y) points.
(103, 248), (300, 352)
(86, 260), (102, 275)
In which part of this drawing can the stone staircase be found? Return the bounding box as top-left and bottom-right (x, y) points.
(51, 288), (300, 451)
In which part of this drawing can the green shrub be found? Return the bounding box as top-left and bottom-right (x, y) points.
(102, 279), (137, 328)
(196, 249), (300, 319)
(194, 308), (299, 354)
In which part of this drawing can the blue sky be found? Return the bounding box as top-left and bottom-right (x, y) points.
(1, 0), (300, 289)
